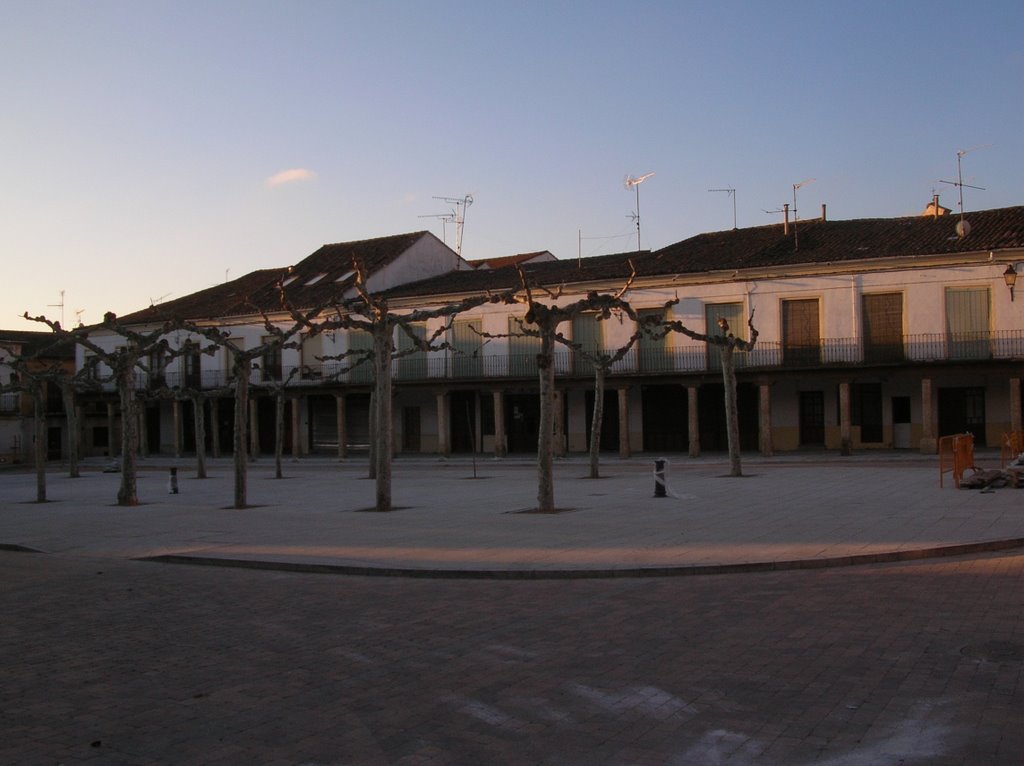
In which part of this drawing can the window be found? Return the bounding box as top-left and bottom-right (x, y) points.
(300, 333), (324, 379)
(507, 317), (539, 376)
(184, 348), (202, 388)
(636, 308), (670, 372)
(571, 312), (603, 375)
(347, 329), (373, 382)
(260, 336), (282, 382)
(452, 319), (483, 377)
(782, 299), (820, 366)
(862, 293), (904, 362)
(396, 322), (428, 379)
(148, 349), (166, 387)
(705, 302), (745, 370)
(945, 287), (991, 359)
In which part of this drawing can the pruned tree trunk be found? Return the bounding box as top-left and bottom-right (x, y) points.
(192, 393), (207, 479)
(589, 366), (606, 479)
(721, 344), (742, 477)
(33, 387), (47, 502)
(233, 370), (249, 508)
(274, 391), (285, 479)
(61, 385), (80, 478)
(537, 332), (556, 512)
(372, 325), (393, 511)
(367, 390), (377, 480)
(117, 369), (140, 505)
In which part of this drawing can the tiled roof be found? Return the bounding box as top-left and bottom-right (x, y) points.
(385, 250), (644, 299)
(120, 231), (432, 323)
(469, 251), (556, 269)
(0, 329), (76, 359)
(645, 206), (1024, 274)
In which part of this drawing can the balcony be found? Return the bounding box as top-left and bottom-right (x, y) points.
(97, 329), (1024, 394)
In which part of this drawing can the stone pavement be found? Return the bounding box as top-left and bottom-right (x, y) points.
(2, 453), (1023, 764)
(1, 451), (1023, 576)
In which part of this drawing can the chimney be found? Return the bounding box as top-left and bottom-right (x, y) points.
(783, 203), (790, 235)
(821, 203), (827, 222)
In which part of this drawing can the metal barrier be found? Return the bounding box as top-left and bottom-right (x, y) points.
(1000, 431), (1024, 467)
(938, 433), (979, 488)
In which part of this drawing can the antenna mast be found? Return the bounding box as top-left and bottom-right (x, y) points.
(624, 172), (655, 253)
(940, 146), (988, 238)
(792, 179), (814, 251)
(709, 187), (737, 229)
(48, 289), (65, 327)
(431, 194), (474, 255)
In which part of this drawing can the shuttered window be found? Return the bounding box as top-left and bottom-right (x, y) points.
(945, 287), (991, 359)
(705, 302), (745, 370)
(571, 312), (602, 375)
(782, 299), (820, 366)
(452, 319), (482, 377)
(862, 293), (904, 362)
(508, 317), (540, 376)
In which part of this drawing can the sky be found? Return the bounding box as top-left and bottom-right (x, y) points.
(2, 0), (1022, 329)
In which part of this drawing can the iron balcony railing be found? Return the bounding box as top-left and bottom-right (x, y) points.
(104, 329), (1024, 392)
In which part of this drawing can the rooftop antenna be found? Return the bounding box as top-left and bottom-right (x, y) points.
(149, 293), (170, 306)
(74, 309), (85, 327)
(48, 289), (65, 327)
(709, 187), (737, 229)
(940, 145), (988, 238)
(624, 172), (655, 253)
(431, 194), (474, 255)
(792, 178), (815, 251)
(418, 211), (457, 246)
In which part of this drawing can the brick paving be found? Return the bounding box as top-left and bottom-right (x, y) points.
(2, 549), (1022, 764)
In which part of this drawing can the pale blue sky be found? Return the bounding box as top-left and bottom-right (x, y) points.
(2, 1), (1022, 328)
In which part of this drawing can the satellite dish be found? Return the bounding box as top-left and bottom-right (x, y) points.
(956, 219), (971, 239)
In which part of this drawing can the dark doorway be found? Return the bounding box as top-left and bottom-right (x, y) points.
(145, 404), (161, 454)
(403, 406), (421, 452)
(699, 383), (758, 451)
(854, 383), (884, 443)
(641, 385), (687, 452)
(257, 397), (292, 454)
(892, 395), (912, 449)
(585, 389), (620, 452)
(47, 426), (62, 461)
(216, 399), (234, 454)
(450, 392), (476, 453)
(345, 394), (370, 453)
(506, 393), (540, 453)
(799, 391), (825, 446)
(938, 387), (986, 445)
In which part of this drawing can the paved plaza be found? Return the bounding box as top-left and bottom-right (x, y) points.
(2, 452), (1023, 764)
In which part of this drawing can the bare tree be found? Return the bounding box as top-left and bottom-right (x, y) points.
(290, 260), (509, 511)
(492, 267), (672, 511)
(663, 311), (759, 476)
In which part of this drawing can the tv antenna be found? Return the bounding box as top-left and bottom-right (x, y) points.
(150, 293), (170, 306)
(48, 289), (65, 327)
(940, 145), (988, 238)
(709, 187), (737, 229)
(624, 172), (655, 253)
(431, 194), (474, 255)
(792, 178), (815, 251)
(74, 309), (85, 326)
(418, 211), (457, 246)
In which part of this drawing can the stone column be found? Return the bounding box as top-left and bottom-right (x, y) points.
(920, 377), (936, 454)
(493, 390), (507, 458)
(553, 388), (566, 457)
(687, 385), (700, 458)
(210, 398), (221, 458)
(617, 387), (631, 458)
(839, 381), (852, 456)
(759, 384), (773, 457)
(1011, 378), (1022, 434)
(172, 399), (182, 458)
(335, 393), (347, 459)
(436, 391), (450, 456)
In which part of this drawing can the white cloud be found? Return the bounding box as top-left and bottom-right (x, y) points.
(265, 168), (317, 187)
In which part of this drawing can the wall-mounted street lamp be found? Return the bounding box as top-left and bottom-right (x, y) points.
(1003, 264), (1018, 302)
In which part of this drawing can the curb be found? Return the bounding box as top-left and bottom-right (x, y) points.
(137, 537), (1024, 580)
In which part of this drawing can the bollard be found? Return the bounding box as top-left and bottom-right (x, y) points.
(653, 458), (667, 498)
(168, 467), (179, 495)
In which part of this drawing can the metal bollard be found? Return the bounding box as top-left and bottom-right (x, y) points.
(654, 458), (667, 498)
(168, 467), (179, 495)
